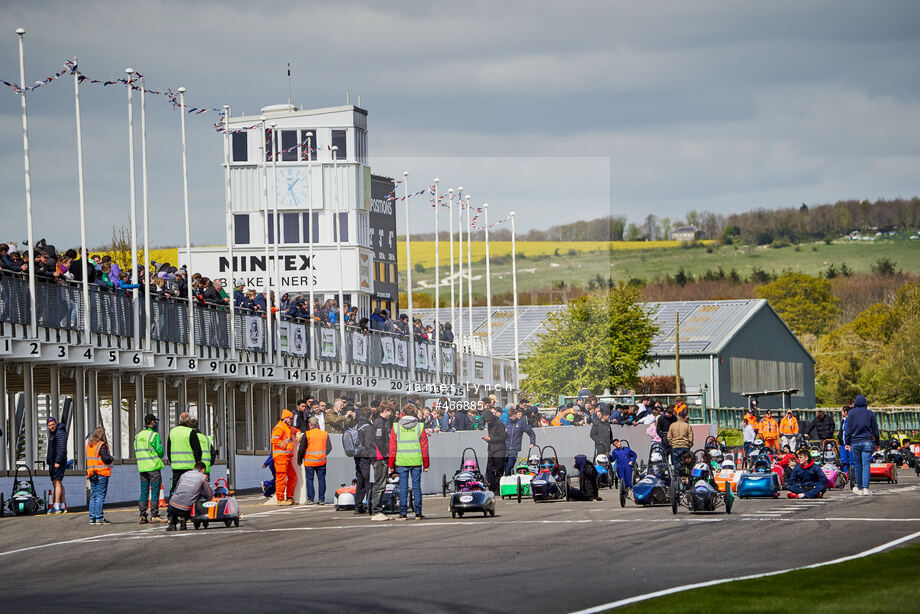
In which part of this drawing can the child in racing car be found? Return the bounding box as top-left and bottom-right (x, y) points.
(787, 449), (827, 499)
(776, 445), (797, 488)
(610, 439), (637, 487)
(675, 450), (696, 487)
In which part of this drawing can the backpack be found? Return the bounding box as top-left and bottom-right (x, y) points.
(343, 423), (370, 457)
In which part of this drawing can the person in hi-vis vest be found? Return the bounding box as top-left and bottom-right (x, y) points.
(167, 412), (202, 495)
(134, 413), (165, 524)
(388, 405), (430, 520)
(188, 417), (216, 478)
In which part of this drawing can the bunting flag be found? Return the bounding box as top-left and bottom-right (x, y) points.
(1, 59), (74, 94)
(2, 60), (513, 228)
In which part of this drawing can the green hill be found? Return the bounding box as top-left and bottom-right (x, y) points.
(404, 238), (920, 302)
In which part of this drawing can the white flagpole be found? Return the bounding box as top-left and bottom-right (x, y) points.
(433, 178), (440, 376)
(483, 203), (493, 356)
(271, 123), (282, 366)
(448, 187), (455, 335)
(178, 87), (195, 358)
(140, 76), (152, 351)
(465, 194), (473, 348)
(16, 28), (37, 338)
(260, 119), (273, 361)
(403, 171), (415, 381)
(510, 211), (520, 383)
(456, 188), (464, 354)
(72, 57), (91, 338)
(305, 132), (315, 369)
(125, 68), (140, 349)
(222, 106), (236, 359)
(333, 145), (346, 373)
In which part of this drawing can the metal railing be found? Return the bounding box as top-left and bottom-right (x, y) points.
(0, 271), (458, 375)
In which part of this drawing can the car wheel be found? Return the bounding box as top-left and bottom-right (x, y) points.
(234, 518), (240, 527)
(670, 480), (679, 515)
(442, 475), (448, 497)
(192, 521), (200, 529)
(451, 511), (456, 518)
(224, 519), (232, 527)
(619, 479), (627, 508)
(517, 477), (522, 504)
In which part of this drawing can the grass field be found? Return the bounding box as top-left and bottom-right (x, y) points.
(396, 240), (708, 271)
(405, 239), (920, 300)
(615, 542), (920, 613)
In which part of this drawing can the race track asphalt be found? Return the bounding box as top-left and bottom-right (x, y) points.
(1, 472), (918, 613)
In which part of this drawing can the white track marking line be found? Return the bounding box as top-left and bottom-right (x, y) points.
(569, 529), (920, 613)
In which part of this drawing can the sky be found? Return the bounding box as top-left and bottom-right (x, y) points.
(1, 0), (918, 249)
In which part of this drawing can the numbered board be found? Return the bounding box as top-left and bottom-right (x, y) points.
(12, 340), (69, 361)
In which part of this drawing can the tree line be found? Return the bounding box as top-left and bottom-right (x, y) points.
(406, 197), (920, 244)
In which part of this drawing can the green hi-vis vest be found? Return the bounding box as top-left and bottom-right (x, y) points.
(134, 429), (164, 472)
(169, 425), (195, 470)
(197, 432), (212, 473)
(393, 422), (423, 466)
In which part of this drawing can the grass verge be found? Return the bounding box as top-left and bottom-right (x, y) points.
(613, 542), (920, 613)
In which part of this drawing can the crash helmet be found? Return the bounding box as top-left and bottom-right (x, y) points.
(810, 449), (821, 461)
(823, 450), (836, 465)
(691, 462), (710, 479)
(540, 459), (555, 471)
(753, 438), (764, 447)
(709, 449), (724, 464)
(595, 454), (609, 465)
(650, 451), (664, 463)
(528, 453), (541, 465)
(721, 457), (736, 470)
(462, 459), (478, 472)
(872, 451), (885, 463)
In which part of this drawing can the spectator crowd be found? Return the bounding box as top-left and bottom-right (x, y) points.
(0, 240), (454, 341)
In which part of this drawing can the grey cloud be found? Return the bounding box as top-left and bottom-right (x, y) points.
(0, 0), (918, 246)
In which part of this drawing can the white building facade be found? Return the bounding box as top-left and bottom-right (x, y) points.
(180, 103), (380, 317)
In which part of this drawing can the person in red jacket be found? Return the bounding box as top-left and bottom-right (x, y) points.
(388, 405), (430, 519)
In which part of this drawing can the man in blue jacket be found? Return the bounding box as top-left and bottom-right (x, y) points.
(504, 408), (536, 475)
(611, 439), (638, 487)
(46, 417), (68, 513)
(845, 394), (880, 496)
(788, 448), (828, 498)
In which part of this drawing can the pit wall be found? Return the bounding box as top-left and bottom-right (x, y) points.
(233, 424), (716, 503)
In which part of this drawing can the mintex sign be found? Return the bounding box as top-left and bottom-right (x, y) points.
(179, 246), (374, 295)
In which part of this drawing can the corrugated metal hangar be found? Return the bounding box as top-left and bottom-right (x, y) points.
(418, 299), (816, 409)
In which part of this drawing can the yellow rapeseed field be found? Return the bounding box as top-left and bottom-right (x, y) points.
(94, 248), (179, 268)
(396, 240), (712, 270)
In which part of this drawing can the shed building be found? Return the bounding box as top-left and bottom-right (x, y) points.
(417, 299), (815, 409)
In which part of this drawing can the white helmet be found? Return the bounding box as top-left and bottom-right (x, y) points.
(721, 458), (736, 470)
(595, 454), (609, 465)
(754, 438), (764, 446)
(650, 451), (664, 463)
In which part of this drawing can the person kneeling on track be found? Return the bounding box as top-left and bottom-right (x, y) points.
(568, 454), (602, 501)
(787, 449), (827, 499)
(166, 462), (212, 531)
(611, 439), (637, 486)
